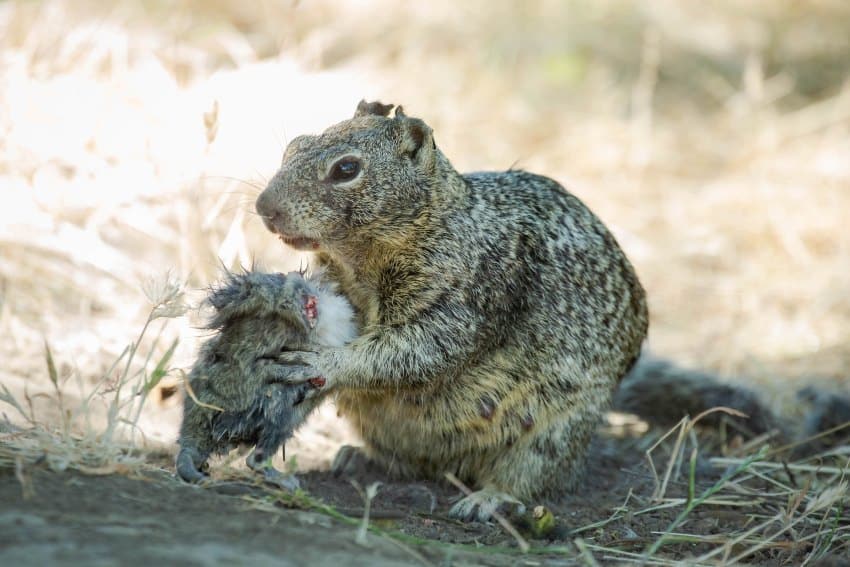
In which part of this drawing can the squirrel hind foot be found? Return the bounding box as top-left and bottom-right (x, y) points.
(448, 487), (526, 523)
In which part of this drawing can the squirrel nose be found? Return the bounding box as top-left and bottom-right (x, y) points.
(256, 186), (276, 218)
(256, 188), (283, 233)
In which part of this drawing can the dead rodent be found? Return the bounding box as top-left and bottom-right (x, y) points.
(176, 269), (357, 489)
(255, 100), (649, 520)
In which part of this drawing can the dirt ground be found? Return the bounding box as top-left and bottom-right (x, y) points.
(0, 433), (659, 566)
(0, 467), (442, 567)
(5, 425), (841, 566)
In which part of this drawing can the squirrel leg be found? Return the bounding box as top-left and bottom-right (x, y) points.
(448, 405), (600, 522)
(248, 405), (300, 491)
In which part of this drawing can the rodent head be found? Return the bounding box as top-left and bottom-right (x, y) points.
(207, 270), (318, 333)
(256, 100), (451, 253)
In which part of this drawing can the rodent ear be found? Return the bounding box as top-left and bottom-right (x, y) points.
(205, 271), (263, 327)
(206, 277), (249, 318)
(354, 100), (394, 118)
(394, 107), (436, 169)
(207, 272), (243, 311)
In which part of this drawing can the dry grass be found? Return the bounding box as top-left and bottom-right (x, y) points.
(630, 418), (849, 564)
(1, 0), (849, 563)
(0, 272), (185, 476)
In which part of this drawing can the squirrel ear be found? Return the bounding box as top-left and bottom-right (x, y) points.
(395, 108), (435, 169)
(354, 100), (394, 118)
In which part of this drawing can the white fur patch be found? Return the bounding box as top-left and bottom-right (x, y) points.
(310, 274), (358, 347)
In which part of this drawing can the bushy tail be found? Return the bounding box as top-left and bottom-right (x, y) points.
(614, 357), (784, 437)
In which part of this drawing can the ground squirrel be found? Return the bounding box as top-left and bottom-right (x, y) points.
(255, 100), (648, 520)
(176, 270), (357, 489)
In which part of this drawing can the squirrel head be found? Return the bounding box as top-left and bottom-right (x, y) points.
(256, 100), (453, 254)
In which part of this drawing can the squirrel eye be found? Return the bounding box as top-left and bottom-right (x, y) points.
(328, 158), (361, 182)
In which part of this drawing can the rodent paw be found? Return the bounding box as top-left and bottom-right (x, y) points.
(175, 449), (211, 484)
(448, 488), (526, 523)
(247, 450), (301, 491)
(176, 469), (210, 484)
(262, 468), (301, 492)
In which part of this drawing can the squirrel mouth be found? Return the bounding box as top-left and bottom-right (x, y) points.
(279, 234), (320, 250)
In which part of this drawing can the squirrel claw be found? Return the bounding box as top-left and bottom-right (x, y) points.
(448, 488), (525, 523)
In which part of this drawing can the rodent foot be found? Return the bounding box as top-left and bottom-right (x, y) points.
(262, 468), (301, 491)
(246, 449), (300, 491)
(176, 469), (210, 484)
(175, 448), (210, 484)
(448, 488), (526, 523)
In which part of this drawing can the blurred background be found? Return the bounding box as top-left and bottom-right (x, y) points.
(2, 0), (849, 467)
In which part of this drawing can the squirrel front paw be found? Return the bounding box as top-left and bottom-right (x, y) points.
(261, 351), (325, 386)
